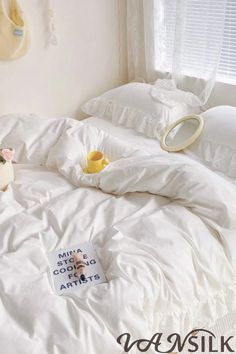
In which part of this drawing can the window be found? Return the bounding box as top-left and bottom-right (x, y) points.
(155, 0), (236, 84)
(218, 0), (236, 82)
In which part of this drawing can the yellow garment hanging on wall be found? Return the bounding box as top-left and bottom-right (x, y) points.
(0, 0), (30, 60)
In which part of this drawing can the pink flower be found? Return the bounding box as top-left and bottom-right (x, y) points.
(1, 148), (14, 162)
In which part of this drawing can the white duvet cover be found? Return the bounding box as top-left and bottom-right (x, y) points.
(0, 115), (236, 354)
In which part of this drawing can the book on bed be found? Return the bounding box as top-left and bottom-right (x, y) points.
(48, 242), (107, 295)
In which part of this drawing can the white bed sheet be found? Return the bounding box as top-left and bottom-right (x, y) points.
(83, 116), (164, 155)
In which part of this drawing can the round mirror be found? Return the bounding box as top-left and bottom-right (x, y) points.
(160, 114), (204, 152)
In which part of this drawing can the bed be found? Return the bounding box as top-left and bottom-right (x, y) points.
(0, 114), (236, 354)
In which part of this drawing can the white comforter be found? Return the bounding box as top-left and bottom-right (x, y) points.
(0, 115), (236, 354)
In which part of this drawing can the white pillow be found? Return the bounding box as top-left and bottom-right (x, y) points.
(186, 106), (236, 178)
(82, 83), (192, 139)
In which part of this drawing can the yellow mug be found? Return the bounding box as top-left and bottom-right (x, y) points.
(86, 151), (109, 174)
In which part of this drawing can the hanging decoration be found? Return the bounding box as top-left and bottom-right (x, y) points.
(46, 0), (58, 46)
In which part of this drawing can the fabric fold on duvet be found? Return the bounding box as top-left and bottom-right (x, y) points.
(1, 115), (236, 353)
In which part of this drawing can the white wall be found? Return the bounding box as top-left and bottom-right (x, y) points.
(0, 0), (127, 119)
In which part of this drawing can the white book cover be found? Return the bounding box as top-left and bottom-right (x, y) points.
(48, 242), (107, 295)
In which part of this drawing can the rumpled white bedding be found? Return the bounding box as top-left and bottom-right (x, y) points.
(1, 115), (236, 354)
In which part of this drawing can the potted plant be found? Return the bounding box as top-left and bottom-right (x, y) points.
(0, 148), (15, 191)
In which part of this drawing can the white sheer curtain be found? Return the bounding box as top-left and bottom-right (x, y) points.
(127, 0), (227, 108)
(127, 0), (156, 82)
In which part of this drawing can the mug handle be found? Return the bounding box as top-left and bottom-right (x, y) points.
(102, 157), (109, 167)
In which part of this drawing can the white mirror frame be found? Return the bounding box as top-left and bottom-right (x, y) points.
(160, 114), (204, 152)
